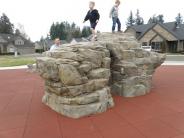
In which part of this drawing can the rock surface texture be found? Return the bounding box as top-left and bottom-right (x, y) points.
(36, 33), (165, 118)
(97, 33), (166, 97)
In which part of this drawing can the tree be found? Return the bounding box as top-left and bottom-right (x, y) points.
(135, 9), (144, 25)
(148, 14), (164, 24)
(72, 27), (81, 38)
(81, 26), (92, 37)
(148, 15), (158, 24)
(0, 13), (14, 34)
(49, 21), (82, 41)
(157, 14), (164, 23)
(126, 11), (135, 27)
(175, 13), (183, 25)
(15, 29), (21, 35)
(16, 23), (28, 39)
(50, 23), (56, 40)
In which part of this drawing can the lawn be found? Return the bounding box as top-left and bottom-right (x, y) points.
(0, 56), (36, 67)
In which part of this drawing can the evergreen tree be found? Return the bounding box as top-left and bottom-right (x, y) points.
(126, 11), (135, 27)
(135, 9), (144, 25)
(175, 13), (183, 25)
(157, 14), (164, 23)
(148, 14), (165, 24)
(16, 23), (28, 39)
(82, 26), (92, 37)
(72, 27), (81, 38)
(50, 23), (56, 40)
(15, 29), (21, 35)
(0, 13), (14, 34)
(49, 21), (82, 41)
(148, 15), (158, 24)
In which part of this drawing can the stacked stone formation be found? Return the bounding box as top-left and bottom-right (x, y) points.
(36, 43), (114, 118)
(36, 32), (165, 118)
(98, 33), (166, 97)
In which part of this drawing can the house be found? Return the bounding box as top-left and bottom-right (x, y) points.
(0, 33), (35, 55)
(125, 22), (184, 53)
(70, 38), (89, 44)
(35, 40), (54, 52)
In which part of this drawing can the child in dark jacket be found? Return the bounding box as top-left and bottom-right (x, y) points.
(83, 1), (100, 41)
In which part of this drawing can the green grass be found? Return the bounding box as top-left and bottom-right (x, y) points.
(0, 56), (35, 67)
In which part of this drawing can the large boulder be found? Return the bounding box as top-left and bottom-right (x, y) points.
(36, 43), (114, 119)
(98, 33), (166, 97)
(36, 32), (165, 118)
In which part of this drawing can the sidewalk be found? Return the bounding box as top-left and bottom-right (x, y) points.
(163, 61), (184, 65)
(0, 61), (184, 71)
(0, 63), (36, 70)
(0, 65), (28, 70)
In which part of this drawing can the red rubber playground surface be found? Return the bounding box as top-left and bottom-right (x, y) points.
(0, 66), (184, 138)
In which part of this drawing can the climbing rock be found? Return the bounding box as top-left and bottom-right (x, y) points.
(98, 33), (165, 97)
(36, 42), (114, 119)
(36, 32), (165, 118)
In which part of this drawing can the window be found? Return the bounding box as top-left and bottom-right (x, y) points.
(151, 42), (161, 51)
(142, 42), (147, 46)
(15, 39), (24, 45)
(155, 42), (161, 50)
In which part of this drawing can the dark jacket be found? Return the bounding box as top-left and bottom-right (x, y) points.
(84, 9), (100, 23)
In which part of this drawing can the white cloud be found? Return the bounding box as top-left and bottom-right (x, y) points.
(0, 0), (183, 41)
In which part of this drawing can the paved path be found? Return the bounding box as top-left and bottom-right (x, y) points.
(0, 60), (184, 71)
(0, 66), (184, 138)
(0, 65), (27, 70)
(163, 61), (184, 65)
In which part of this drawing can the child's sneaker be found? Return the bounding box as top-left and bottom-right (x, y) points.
(92, 36), (98, 41)
(118, 30), (123, 33)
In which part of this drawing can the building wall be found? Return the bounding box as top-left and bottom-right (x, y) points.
(0, 38), (7, 43)
(1, 45), (7, 53)
(0, 44), (3, 53)
(125, 28), (136, 37)
(17, 46), (35, 55)
(139, 29), (156, 43)
(153, 24), (177, 41)
(7, 44), (15, 53)
(35, 43), (43, 50)
(15, 39), (24, 45)
(151, 35), (164, 42)
(177, 41), (184, 52)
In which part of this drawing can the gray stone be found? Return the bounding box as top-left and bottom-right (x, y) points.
(42, 87), (114, 119)
(59, 64), (83, 86)
(88, 68), (110, 79)
(36, 32), (165, 119)
(78, 64), (92, 73)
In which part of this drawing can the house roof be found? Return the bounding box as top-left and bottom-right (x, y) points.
(0, 33), (34, 47)
(128, 22), (184, 40)
(161, 22), (184, 40)
(0, 33), (16, 42)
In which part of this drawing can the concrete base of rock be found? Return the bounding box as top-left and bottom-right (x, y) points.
(42, 87), (114, 118)
(36, 32), (165, 118)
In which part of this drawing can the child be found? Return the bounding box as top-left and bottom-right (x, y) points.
(109, 0), (122, 33)
(83, 1), (100, 41)
(50, 38), (61, 51)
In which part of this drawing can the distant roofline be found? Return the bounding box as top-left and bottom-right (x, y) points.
(127, 21), (183, 40)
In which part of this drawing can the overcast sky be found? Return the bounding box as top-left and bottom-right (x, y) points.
(0, 0), (183, 41)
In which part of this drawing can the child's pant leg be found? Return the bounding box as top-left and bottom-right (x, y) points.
(117, 18), (121, 31)
(112, 17), (117, 31)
